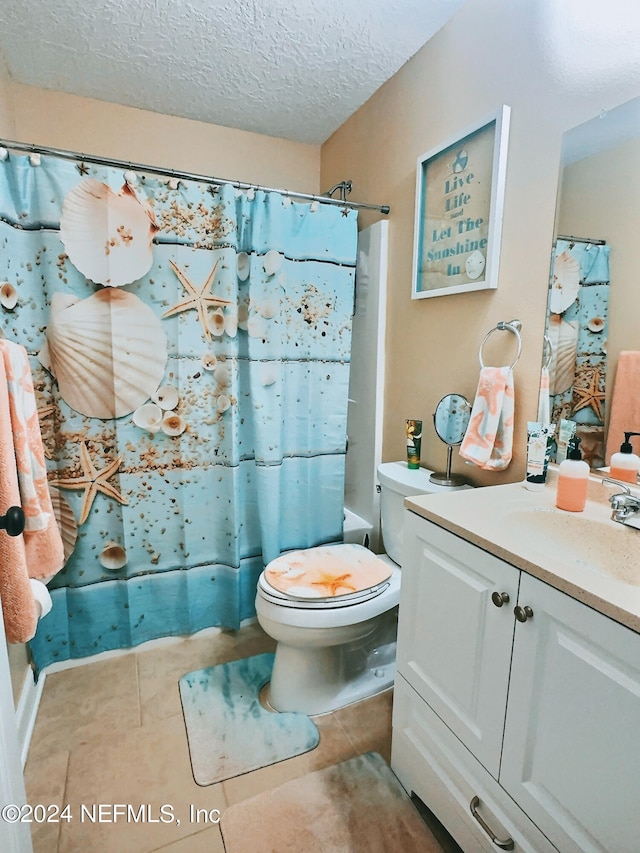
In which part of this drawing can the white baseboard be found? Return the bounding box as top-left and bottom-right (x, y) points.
(15, 667), (45, 768)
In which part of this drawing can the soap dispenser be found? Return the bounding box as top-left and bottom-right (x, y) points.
(609, 431), (640, 484)
(556, 437), (589, 512)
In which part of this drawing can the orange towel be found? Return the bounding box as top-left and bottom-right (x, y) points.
(0, 341), (64, 643)
(459, 366), (515, 471)
(605, 351), (640, 464)
(0, 353), (39, 643)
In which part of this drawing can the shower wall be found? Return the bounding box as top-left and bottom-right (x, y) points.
(345, 221), (388, 553)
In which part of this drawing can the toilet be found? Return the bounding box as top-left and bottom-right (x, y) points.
(255, 461), (469, 715)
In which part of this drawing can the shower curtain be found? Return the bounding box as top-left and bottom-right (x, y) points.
(0, 150), (357, 673)
(545, 237), (610, 466)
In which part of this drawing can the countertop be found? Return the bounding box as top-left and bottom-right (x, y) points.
(405, 475), (640, 633)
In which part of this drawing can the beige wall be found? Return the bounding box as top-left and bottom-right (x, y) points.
(8, 83), (320, 194)
(321, 0), (640, 486)
(558, 135), (640, 443)
(0, 69), (16, 138)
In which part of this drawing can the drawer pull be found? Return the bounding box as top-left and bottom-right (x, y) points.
(514, 605), (533, 623)
(491, 591), (510, 607)
(470, 795), (515, 850)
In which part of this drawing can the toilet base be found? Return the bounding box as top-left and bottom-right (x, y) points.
(266, 608), (397, 715)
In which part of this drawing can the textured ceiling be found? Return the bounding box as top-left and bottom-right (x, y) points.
(0, 0), (468, 145)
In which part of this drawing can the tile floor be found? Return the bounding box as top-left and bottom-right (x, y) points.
(24, 622), (461, 852)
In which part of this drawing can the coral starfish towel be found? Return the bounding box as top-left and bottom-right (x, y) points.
(459, 366), (515, 471)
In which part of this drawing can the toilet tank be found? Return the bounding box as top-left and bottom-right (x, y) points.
(377, 461), (470, 565)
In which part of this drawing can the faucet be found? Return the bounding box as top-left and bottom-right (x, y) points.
(603, 479), (640, 525)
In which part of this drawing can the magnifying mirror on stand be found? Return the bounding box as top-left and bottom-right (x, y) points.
(430, 393), (472, 486)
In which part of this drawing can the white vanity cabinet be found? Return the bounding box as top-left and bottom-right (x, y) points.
(392, 509), (640, 853)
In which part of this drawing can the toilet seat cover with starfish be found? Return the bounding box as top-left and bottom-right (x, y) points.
(264, 543), (392, 599)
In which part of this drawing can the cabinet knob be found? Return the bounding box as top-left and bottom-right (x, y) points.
(514, 605), (534, 623)
(470, 795), (515, 850)
(491, 591), (510, 608)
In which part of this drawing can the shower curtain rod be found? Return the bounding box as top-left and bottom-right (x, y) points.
(0, 138), (391, 215)
(556, 234), (606, 246)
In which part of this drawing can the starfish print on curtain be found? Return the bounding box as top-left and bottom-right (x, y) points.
(163, 258), (232, 342)
(49, 441), (128, 525)
(572, 367), (606, 423)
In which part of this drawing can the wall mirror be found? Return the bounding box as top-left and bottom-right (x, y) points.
(541, 95), (640, 469)
(431, 393), (471, 486)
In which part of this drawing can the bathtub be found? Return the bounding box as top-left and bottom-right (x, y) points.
(343, 507), (373, 547)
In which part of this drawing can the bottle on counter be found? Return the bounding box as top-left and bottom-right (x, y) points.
(609, 431), (640, 484)
(556, 437), (590, 512)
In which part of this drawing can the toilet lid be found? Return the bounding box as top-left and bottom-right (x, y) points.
(263, 543), (392, 601)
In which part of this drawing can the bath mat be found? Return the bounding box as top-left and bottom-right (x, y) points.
(179, 652), (319, 785)
(220, 751), (443, 853)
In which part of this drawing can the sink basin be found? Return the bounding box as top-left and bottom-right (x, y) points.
(505, 507), (640, 586)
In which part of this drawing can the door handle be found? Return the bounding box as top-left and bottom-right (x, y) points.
(491, 591), (510, 608)
(470, 795), (515, 850)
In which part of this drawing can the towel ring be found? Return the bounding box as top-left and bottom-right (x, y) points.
(479, 320), (522, 370)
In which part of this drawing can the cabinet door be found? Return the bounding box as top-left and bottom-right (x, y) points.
(398, 512), (518, 776)
(501, 573), (640, 853)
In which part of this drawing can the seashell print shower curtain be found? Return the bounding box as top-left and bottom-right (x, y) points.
(545, 237), (610, 467)
(0, 151), (357, 673)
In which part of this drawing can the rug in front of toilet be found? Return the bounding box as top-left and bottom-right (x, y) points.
(265, 543), (392, 598)
(179, 652), (319, 785)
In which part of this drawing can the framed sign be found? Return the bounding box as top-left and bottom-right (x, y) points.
(412, 105), (510, 299)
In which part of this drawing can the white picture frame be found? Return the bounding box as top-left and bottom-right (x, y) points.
(412, 105), (511, 299)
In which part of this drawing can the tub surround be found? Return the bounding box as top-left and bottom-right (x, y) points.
(405, 469), (640, 632)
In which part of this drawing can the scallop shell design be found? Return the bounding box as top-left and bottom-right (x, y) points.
(217, 394), (231, 413)
(161, 412), (186, 436)
(208, 309), (225, 337)
(548, 314), (579, 396)
(202, 353), (217, 371)
(152, 385), (179, 411)
(237, 252), (250, 281)
(549, 250), (580, 314)
(60, 178), (158, 287)
(99, 541), (127, 571)
(38, 289), (168, 419)
(224, 313), (238, 338)
(0, 282), (17, 310)
(49, 486), (77, 565)
(133, 403), (163, 432)
(263, 250), (283, 276)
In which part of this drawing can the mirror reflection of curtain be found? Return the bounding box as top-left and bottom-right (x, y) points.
(544, 237), (610, 466)
(0, 151), (357, 675)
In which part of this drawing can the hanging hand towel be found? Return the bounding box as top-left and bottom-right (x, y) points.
(0, 353), (39, 643)
(459, 366), (515, 471)
(0, 339), (64, 582)
(605, 351), (640, 464)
